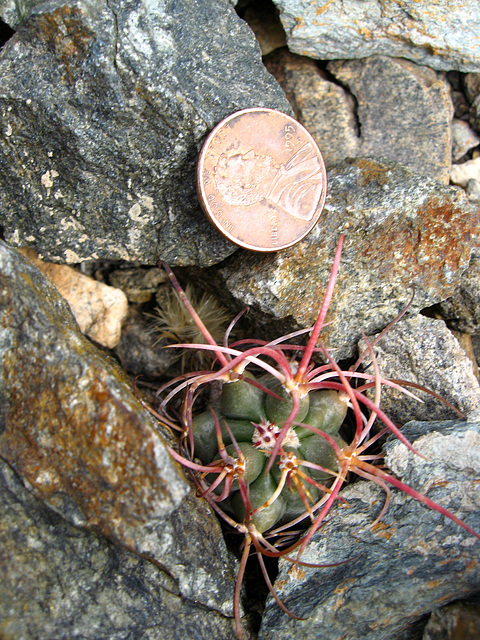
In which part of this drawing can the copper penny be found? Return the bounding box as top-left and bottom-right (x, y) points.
(197, 108), (327, 252)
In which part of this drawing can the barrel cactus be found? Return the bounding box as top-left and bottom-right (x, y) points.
(192, 382), (348, 533)
(156, 235), (479, 639)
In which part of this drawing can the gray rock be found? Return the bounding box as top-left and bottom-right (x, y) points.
(422, 600), (480, 640)
(0, 241), (237, 615)
(113, 306), (178, 379)
(210, 158), (478, 360)
(0, 457), (238, 639)
(273, 0), (480, 72)
(451, 119), (480, 162)
(0, 0), (291, 266)
(464, 73), (480, 105)
(267, 52), (454, 181)
(464, 72), (480, 134)
(359, 314), (480, 423)
(264, 50), (360, 167)
(437, 253), (480, 334)
(467, 178), (480, 203)
(328, 57), (453, 183)
(109, 266), (167, 304)
(0, 0), (43, 27)
(259, 419), (480, 640)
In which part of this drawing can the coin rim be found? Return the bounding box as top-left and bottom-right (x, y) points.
(196, 107), (327, 252)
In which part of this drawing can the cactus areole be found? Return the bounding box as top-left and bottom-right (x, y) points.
(193, 382), (348, 532)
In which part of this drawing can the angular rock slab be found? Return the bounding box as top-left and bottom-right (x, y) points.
(0, 241), (237, 615)
(359, 314), (480, 424)
(259, 420), (480, 640)
(437, 253), (480, 334)
(273, 0), (480, 72)
(214, 158), (479, 360)
(0, 0), (291, 266)
(0, 458), (238, 640)
(264, 50), (360, 167)
(19, 247), (129, 348)
(328, 57), (453, 183)
(266, 52), (453, 182)
(422, 600), (480, 640)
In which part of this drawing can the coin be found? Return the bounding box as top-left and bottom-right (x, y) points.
(197, 108), (327, 252)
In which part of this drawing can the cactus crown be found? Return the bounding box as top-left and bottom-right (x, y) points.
(156, 235), (479, 639)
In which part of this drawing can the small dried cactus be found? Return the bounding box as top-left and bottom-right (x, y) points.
(155, 235), (479, 639)
(152, 283), (230, 371)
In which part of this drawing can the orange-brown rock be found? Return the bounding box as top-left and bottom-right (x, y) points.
(0, 241), (237, 615)
(213, 158), (479, 360)
(18, 248), (128, 348)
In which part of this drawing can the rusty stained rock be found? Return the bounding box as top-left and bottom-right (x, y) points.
(272, 0), (480, 72)
(0, 241), (239, 616)
(0, 240), (186, 532)
(214, 158), (479, 360)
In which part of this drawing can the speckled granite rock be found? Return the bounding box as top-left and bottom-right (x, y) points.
(359, 314), (480, 424)
(211, 158), (479, 360)
(0, 457), (238, 640)
(259, 419), (480, 640)
(0, 240), (237, 616)
(328, 57), (453, 183)
(436, 253), (480, 334)
(273, 0), (480, 72)
(264, 50), (360, 167)
(266, 52), (453, 182)
(0, 0), (41, 27)
(0, 0), (291, 266)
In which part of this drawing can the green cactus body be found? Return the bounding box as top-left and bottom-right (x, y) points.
(220, 371), (266, 422)
(264, 380), (310, 426)
(193, 373), (349, 532)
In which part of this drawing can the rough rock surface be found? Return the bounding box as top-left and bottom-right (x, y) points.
(273, 0), (480, 72)
(18, 247), (128, 348)
(436, 253), (480, 334)
(359, 314), (480, 423)
(259, 419), (480, 640)
(108, 266), (167, 304)
(113, 306), (179, 379)
(267, 52), (453, 182)
(0, 458), (239, 640)
(451, 157), (480, 186)
(422, 600), (480, 640)
(264, 50), (360, 167)
(0, 0), (42, 27)
(0, 0), (291, 266)
(465, 72), (480, 134)
(451, 118), (480, 161)
(211, 158), (479, 360)
(0, 241), (237, 615)
(328, 57), (453, 183)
